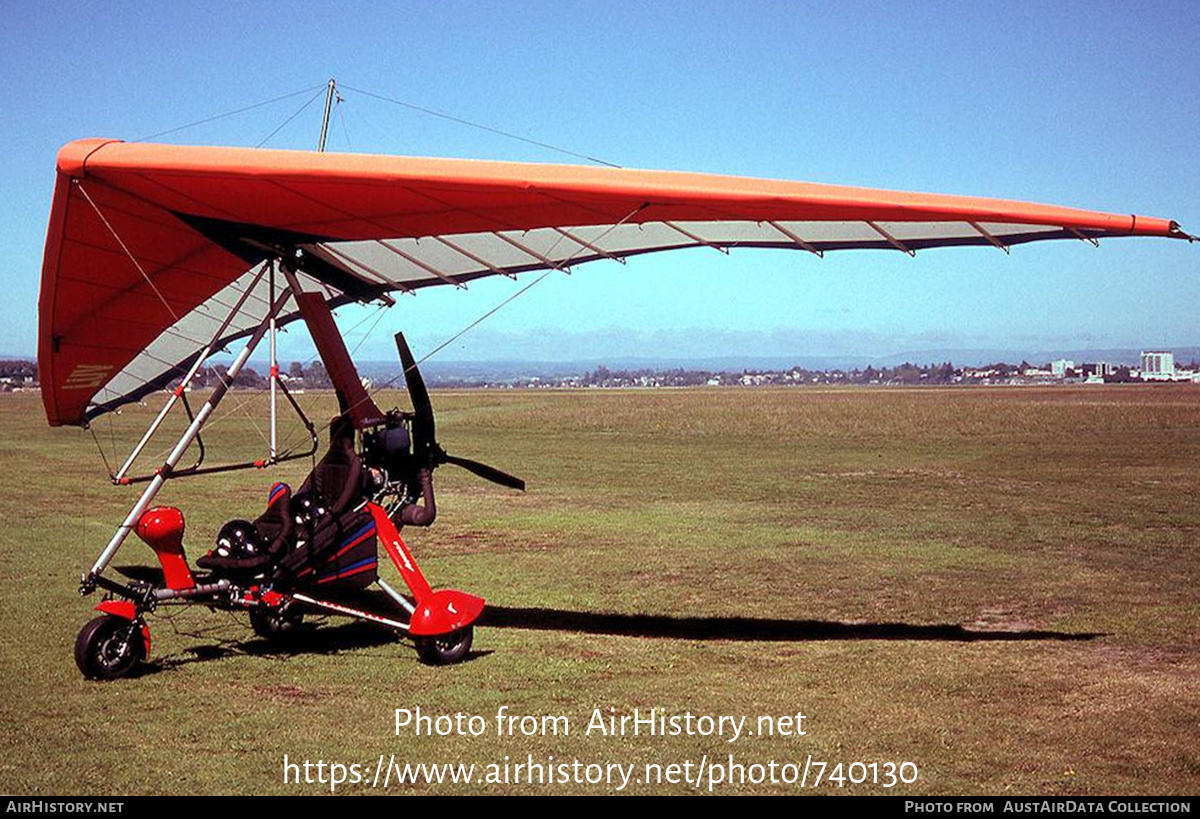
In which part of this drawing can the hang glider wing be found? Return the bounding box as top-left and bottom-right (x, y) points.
(38, 138), (1193, 427)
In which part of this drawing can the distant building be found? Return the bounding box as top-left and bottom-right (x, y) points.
(1141, 351), (1175, 380)
(1050, 359), (1075, 377)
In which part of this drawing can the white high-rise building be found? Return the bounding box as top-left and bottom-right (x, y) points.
(1141, 351), (1175, 380)
(1050, 359), (1075, 377)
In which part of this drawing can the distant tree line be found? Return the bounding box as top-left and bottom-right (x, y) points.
(581, 365), (716, 387)
(572, 361), (962, 388)
(1, 359), (338, 393)
(5, 355), (1196, 393)
(0, 360), (37, 390)
(0, 360), (37, 378)
(167, 361), (332, 391)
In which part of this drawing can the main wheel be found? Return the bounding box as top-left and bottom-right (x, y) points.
(250, 602), (303, 640)
(74, 615), (144, 680)
(415, 626), (473, 666)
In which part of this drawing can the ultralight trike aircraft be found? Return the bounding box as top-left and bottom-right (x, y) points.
(37, 135), (1192, 679)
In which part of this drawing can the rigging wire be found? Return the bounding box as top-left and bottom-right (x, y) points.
(86, 77), (634, 474)
(135, 83), (329, 142)
(352, 204), (648, 408)
(145, 299), (388, 463)
(349, 303), (391, 358)
(132, 79), (619, 167)
(235, 390), (272, 450)
(68, 185), (283, 380)
(336, 96), (353, 151)
(88, 424), (116, 477)
(403, 204), (647, 369)
(78, 471), (89, 556)
(74, 181), (180, 323)
(340, 83), (622, 169)
(409, 270), (553, 369)
(257, 88), (328, 149)
(270, 271), (558, 450)
(274, 301), (389, 454)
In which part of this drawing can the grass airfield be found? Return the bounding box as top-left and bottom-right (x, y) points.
(1, 385), (1197, 795)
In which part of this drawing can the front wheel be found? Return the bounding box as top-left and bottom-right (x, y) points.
(74, 615), (145, 680)
(414, 626), (473, 666)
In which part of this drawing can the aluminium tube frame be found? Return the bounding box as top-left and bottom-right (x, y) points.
(376, 577), (417, 614)
(113, 263), (270, 482)
(269, 260), (278, 460)
(290, 592), (411, 631)
(81, 285), (295, 594)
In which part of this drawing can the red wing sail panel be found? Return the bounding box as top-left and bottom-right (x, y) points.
(38, 139), (1193, 427)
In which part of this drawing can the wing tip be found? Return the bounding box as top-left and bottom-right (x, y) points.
(1167, 221), (1197, 242)
(56, 138), (123, 177)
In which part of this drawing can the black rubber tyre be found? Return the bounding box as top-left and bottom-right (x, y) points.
(415, 626), (473, 666)
(74, 615), (144, 680)
(249, 602), (303, 640)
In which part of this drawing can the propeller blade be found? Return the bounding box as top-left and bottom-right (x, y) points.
(395, 332), (435, 459)
(443, 454), (526, 491)
(395, 331), (523, 491)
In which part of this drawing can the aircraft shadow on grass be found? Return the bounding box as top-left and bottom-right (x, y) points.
(478, 606), (1103, 643)
(141, 620), (494, 676)
(117, 572), (1099, 676)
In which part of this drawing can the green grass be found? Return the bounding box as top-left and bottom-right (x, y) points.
(1, 385), (1198, 794)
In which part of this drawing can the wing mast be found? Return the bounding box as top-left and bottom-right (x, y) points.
(270, 78), (338, 459)
(317, 78), (337, 153)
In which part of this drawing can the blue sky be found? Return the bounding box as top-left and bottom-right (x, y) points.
(3, 1), (1197, 363)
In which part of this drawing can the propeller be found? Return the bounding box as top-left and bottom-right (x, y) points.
(395, 333), (525, 492)
(440, 452), (526, 491)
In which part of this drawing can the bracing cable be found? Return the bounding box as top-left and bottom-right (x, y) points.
(340, 83), (622, 168)
(257, 88), (328, 148)
(136, 83), (328, 142)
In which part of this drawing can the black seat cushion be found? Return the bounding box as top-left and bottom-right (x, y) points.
(196, 482), (294, 576)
